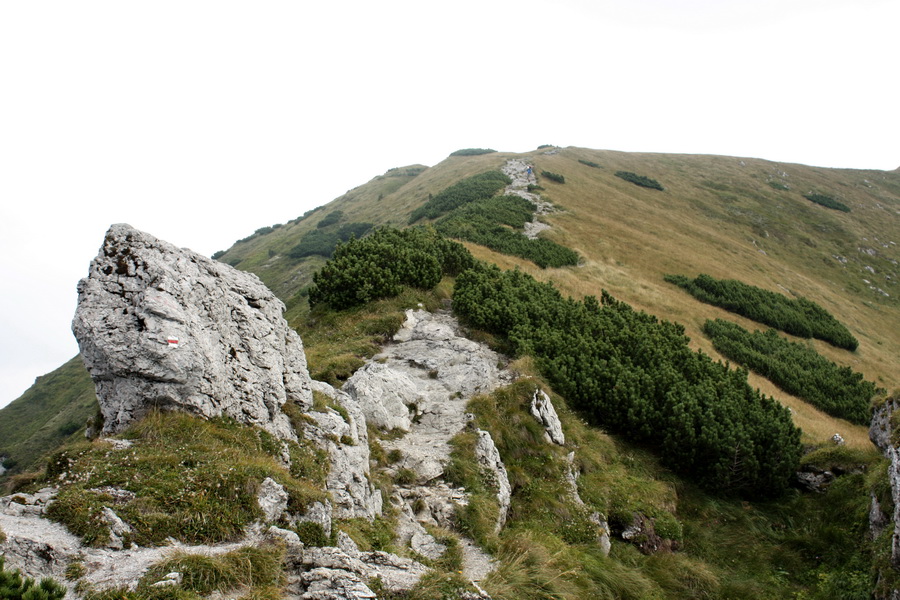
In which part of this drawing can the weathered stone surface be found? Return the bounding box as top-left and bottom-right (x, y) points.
(502, 159), (555, 240)
(474, 429), (511, 534)
(256, 477), (289, 523)
(871, 397), (900, 573)
(530, 388), (565, 446)
(357, 309), (511, 485)
(307, 380), (383, 519)
(72, 223), (312, 439)
(100, 506), (133, 550)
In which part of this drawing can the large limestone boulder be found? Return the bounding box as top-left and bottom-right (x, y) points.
(72, 224), (312, 439)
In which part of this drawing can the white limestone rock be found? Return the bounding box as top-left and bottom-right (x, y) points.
(257, 477), (289, 524)
(72, 223), (312, 440)
(308, 380), (383, 519)
(530, 388), (565, 445)
(474, 430), (511, 534)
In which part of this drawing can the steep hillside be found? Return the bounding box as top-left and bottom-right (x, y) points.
(5, 146), (898, 470)
(3, 145), (900, 599)
(217, 146), (900, 447)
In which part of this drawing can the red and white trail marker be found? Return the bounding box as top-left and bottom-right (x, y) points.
(167, 337), (180, 348)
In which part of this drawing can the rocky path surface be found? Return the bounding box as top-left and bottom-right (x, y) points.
(0, 490), (249, 597)
(345, 309), (514, 585)
(501, 159), (555, 239)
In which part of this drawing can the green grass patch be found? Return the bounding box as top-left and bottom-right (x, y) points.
(43, 411), (326, 547)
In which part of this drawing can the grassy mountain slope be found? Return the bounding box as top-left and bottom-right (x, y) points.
(0, 356), (96, 472)
(5, 147), (898, 471)
(3, 146), (899, 599)
(220, 146), (899, 448)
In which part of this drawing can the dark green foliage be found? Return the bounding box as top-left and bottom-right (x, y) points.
(578, 159), (602, 168)
(615, 171), (664, 191)
(317, 210), (344, 228)
(289, 230), (339, 259)
(436, 197), (579, 269)
(804, 192), (850, 213)
(702, 319), (876, 425)
(449, 148), (497, 156)
(540, 171), (566, 184)
(767, 180), (790, 191)
(665, 273), (858, 350)
(453, 265), (801, 497)
(409, 171), (510, 223)
(308, 227), (474, 310)
(537, 144), (555, 149)
(288, 222), (375, 259)
(210, 250), (226, 260)
(337, 221), (374, 240)
(0, 556), (66, 600)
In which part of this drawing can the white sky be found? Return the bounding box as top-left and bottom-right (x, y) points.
(1, 0), (898, 409)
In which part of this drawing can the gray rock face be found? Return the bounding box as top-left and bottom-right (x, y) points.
(871, 397), (900, 573)
(72, 224), (312, 439)
(307, 381), (383, 520)
(257, 477), (289, 523)
(530, 388), (565, 446)
(474, 430), (511, 534)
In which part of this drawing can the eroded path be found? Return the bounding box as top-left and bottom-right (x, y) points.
(344, 309), (514, 584)
(501, 158), (556, 239)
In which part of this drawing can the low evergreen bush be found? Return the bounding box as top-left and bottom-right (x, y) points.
(308, 227), (474, 310)
(702, 319), (875, 424)
(409, 171), (510, 223)
(449, 148), (497, 156)
(804, 192), (850, 212)
(0, 556), (67, 600)
(665, 273), (858, 350)
(540, 171), (566, 184)
(615, 171), (664, 190)
(453, 265), (801, 498)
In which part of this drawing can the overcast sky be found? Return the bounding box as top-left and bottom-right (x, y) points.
(1, 0), (897, 409)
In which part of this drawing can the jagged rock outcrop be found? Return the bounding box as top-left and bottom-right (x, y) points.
(306, 381), (383, 520)
(870, 396), (900, 571)
(72, 224), (312, 440)
(530, 388), (565, 446)
(474, 430), (511, 533)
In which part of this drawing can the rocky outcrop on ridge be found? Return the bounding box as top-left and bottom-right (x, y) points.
(871, 396), (900, 567)
(501, 159), (555, 239)
(72, 223), (312, 440)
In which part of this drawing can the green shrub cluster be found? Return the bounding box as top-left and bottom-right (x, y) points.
(453, 265), (801, 497)
(409, 171), (510, 223)
(289, 222), (374, 259)
(702, 319), (876, 425)
(0, 557), (66, 600)
(308, 227), (474, 310)
(804, 192), (850, 213)
(436, 197), (579, 269)
(449, 148), (497, 156)
(540, 171), (566, 184)
(615, 171), (664, 191)
(316, 210), (344, 229)
(665, 273), (858, 350)
(578, 159), (602, 168)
